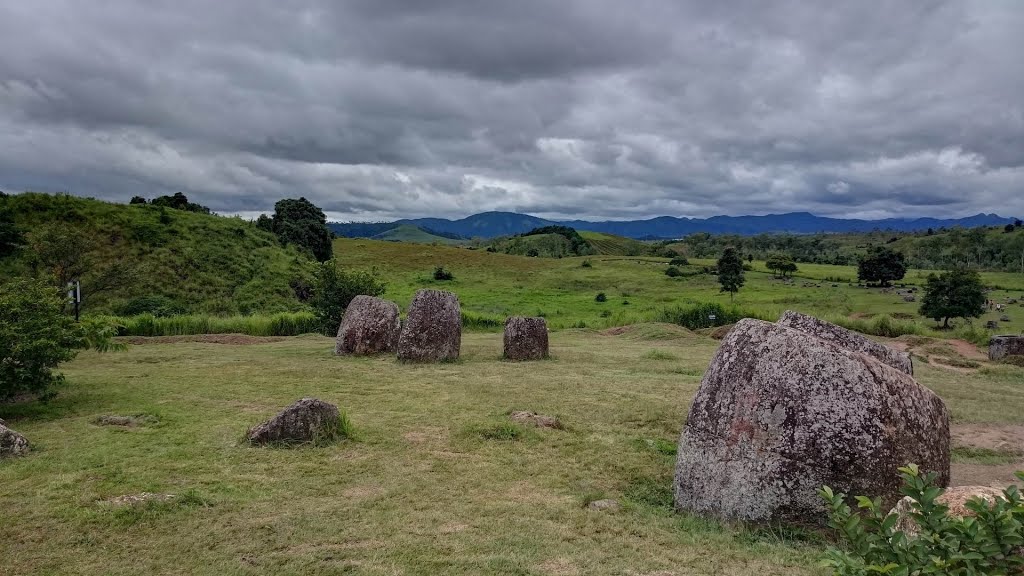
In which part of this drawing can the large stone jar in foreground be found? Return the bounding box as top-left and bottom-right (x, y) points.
(397, 289), (461, 362)
(334, 295), (401, 356)
(674, 318), (949, 524)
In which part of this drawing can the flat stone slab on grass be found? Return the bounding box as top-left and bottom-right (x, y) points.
(509, 411), (563, 430)
(397, 289), (461, 362)
(674, 318), (950, 525)
(778, 309), (914, 375)
(503, 316), (549, 360)
(335, 295), (401, 356)
(247, 398), (342, 446)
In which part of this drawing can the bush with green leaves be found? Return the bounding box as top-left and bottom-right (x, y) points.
(309, 260), (386, 335)
(595, 292), (607, 302)
(669, 256), (689, 267)
(665, 266), (682, 277)
(820, 464), (1024, 576)
(433, 266), (454, 281)
(1, 278), (123, 401)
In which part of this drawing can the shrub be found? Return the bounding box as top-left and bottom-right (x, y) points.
(0, 278), (122, 400)
(657, 302), (766, 329)
(433, 266), (454, 281)
(669, 257), (689, 267)
(820, 464), (1024, 575)
(595, 292), (607, 302)
(581, 260), (593, 268)
(665, 266), (681, 277)
(310, 260), (386, 335)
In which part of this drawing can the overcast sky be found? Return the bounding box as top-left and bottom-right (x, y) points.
(1, 1), (1022, 222)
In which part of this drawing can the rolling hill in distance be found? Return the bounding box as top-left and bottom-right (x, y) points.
(329, 210), (1019, 240)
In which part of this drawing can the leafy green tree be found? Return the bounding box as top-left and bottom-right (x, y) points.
(309, 260), (386, 335)
(857, 246), (907, 286)
(0, 201), (22, 258)
(765, 253), (798, 278)
(919, 268), (987, 329)
(716, 247), (745, 300)
(265, 198), (334, 262)
(24, 223), (138, 309)
(0, 278), (123, 401)
(129, 196), (147, 205)
(151, 192), (211, 214)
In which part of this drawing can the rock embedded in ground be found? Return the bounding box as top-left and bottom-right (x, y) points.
(503, 316), (549, 361)
(674, 318), (950, 525)
(989, 335), (1024, 361)
(101, 492), (176, 507)
(0, 421), (30, 458)
(587, 499), (620, 512)
(777, 309), (914, 375)
(247, 398), (342, 445)
(334, 295), (401, 356)
(397, 289), (461, 362)
(509, 410), (563, 429)
(890, 485), (1008, 537)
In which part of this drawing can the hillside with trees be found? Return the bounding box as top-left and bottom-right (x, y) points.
(0, 193), (316, 316)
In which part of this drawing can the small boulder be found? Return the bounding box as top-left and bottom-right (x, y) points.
(777, 310), (914, 375)
(890, 486), (1007, 537)
(986, 320), (1000, 330)
(674, 318), (949, 524)
(397, 289), (461, 362)
(503, 316), (549, 360)
(990, 335), (1024, 361)
(1000, 314), (1011, 322)
(903, 295), (916, 302)
(247, 398), (342, 445)
(0, 420), (30, 458)
(335, 295), (401, 356)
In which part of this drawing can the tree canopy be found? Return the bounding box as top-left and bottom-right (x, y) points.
(918, 268), (987, 329)
(149, 192), (211, 214)
(264, 197), (334, 262)
(765, 253), (798, 278)
(857, 246), (907, 286)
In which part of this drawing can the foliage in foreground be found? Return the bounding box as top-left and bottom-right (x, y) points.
(0, 278), (122, 400)
(821, 464), (1024, 576)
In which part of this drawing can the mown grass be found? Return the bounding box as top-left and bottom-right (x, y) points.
(2, 328), (1022, 574)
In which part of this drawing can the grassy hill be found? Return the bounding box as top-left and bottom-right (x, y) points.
(579, 231), (653, 256)
(0, 193), (313, 315)
(372, 224), (466, 245)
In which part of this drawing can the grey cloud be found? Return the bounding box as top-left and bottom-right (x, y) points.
(0, 1), (1022, 221)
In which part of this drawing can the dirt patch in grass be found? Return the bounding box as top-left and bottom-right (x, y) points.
(100, 493), (176, 507)
(118, 334), (288, 345)
(600, 326), (632, 336)
(950, 423), (1024, 488)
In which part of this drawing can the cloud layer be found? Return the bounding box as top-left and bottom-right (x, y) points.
(1, 1), (1022, 220)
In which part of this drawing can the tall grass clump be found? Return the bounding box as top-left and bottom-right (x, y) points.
(826, 314), (926, 338)
(109, 312), (319, 337)
(657, 302), (769, 329)
(461, 311), (504, 330)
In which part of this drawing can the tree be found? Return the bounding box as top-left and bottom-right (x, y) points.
(255, 213), (274, 233)
(24, 223), (138, 310)
(1005, 223), (1016, 233)
(1015, 219), (1023, 229)
(151, 192), (210, 214)
(765, 253), (798, 278)
(857, 246), (907, 286)
(919, 268), (986, 329)
(716, 247), (745, 300)
(309, 260), (386, 335)
(0, 278), (122, 401)
(266, 197), (334, 262)
(129, 196), (147, 205)
(0, 203), (22, 258)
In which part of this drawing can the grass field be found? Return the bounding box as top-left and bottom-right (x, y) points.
(334, 238), (1024, 337)
(2, 327), (1022, 575)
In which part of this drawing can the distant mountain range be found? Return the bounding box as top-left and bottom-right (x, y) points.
(329, 211), (1019, 240)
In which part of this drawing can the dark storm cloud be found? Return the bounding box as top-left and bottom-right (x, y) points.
(0, 0), (1022, 221)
